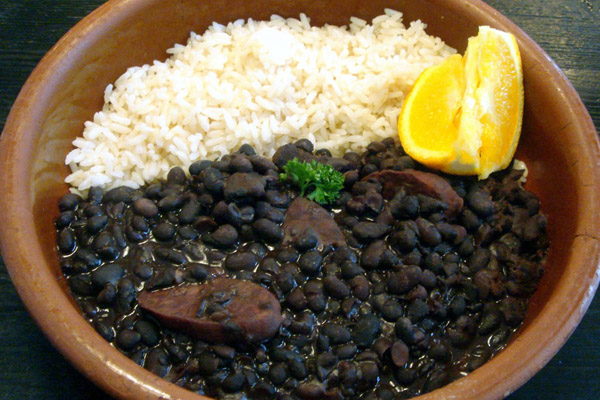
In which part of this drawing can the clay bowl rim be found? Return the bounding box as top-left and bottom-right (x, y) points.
(1, 0), (599, 399)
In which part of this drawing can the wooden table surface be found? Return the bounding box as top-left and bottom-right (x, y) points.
(1, 0), (598, 399)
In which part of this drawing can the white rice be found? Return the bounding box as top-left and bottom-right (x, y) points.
(65, 9), (456, 193)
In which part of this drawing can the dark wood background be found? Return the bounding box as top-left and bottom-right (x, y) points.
(0, 0), (598, 399)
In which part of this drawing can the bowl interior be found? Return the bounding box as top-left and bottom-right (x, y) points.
(2, 0), (599, 399)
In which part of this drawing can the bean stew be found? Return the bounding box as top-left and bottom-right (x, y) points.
(55, 139), (548, 399)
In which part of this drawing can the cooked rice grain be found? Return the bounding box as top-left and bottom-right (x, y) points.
(65, 9), (455, 193)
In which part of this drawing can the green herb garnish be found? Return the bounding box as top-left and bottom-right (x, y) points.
(280, 158), (345, 205)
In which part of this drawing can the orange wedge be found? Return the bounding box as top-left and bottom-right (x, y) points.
(398, 26), (523, 179)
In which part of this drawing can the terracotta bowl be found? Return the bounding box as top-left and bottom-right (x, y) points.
(1, 0), (598, 399)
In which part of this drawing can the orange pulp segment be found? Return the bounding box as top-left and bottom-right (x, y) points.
(398, 26), (524, 179)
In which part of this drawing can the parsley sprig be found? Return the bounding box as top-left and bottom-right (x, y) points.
(279, 158), (345, 205)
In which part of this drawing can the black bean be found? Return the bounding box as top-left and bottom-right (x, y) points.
(200, 167), (223, 194)
(93, 320), (115, 341)
(521, 214), (547, 242)
(468, 248), (490, 273)
(359, 241), (392, 270)
(225, 251), (258, 271)
(151, 222), (175, 242)
(229, 154), (253, 173)
(213, 201), (243, 226)
(449, 295), (467, 317)
(390, 340), (410, 367)
(265, 190), (290, 208)
(392, 195), (419, 219)
(104, 187), (136, 204)
(91, 263), (124, 287)
(237, 205), (255, 224)
(116, 329), (141, 350)
(233, 143), (256, 156)
(213, 344), (236, 360)
(442, 262), (459, 277)
(96, 283), (117, 305)
(207, 224), (238, 247)
(323, 275), (351, 299)
(189, 159), (212, 175)
(287, 288), (308, 311)
(224, 173), (266, 201)
(84, 187), (102, 204)
(352, 221), (389, 242)
(339, 261), (361, 280)
(146, 266), (177, 289)
(293, 138), (313, 152)
(133, 262), (153, 280)
(296, 382), (325, 399)
(338, 360), (359, 387)
(132, 198), (157, 218)
(55, 210), (75, 229)
(154, 248), (186, 265)
(416, 218), (442, 247)
(360, 163), (378, 177)
(289, 312), (315, 335)
(247, 156), (276, 175)
(457, 237), (475, 257)
(423, 252), (442, 273)
(336, 343), (357, 360)
(351, 314), (381, 347)
(214, 156), (231, 172)
(387, 266), (422, 294)
(295, 229), (318, 251)
(166, 344), (188, 364)
(321, 323), (351, 345)
(380, 299), (403, 321)
(287, 357), (308, 379)
(186, 263), (208, 281)
(145, 348), (171, 378)
(499, 297), (525, 327)
(349, 275), (370, 300)
(57, 228), (76, 254)
(418, 195), (447, 215)
(346, 195), (366, 215)
(179, 200), (200, 224)
(298, 250), (323, 275)
(176, 226), (197, 240)
(86, 214), (108, 234)
(366, 141), (386, 154)
(252, 201), (271, 219)
(251, 382), (276, 397)
(268, 363), (288, 385)
(197, 353), (219, 375)
(129, 214), (147, 232)
(395, 317), (424, 345)
(364, 190), (384, 215)
(253, 218), (282, 244)
(135, 320), (160, 346)
(478, 308), (503, 335)
(124, 225), (144, 242)
(222, 370), (245, 393)
(359, 361), (379, 388)
(158, 194), (186, 212)
(306, 293), (327, 313)
(407, 299), (429, 321)
(274, 270), (296, 294)
(467, 189), (494, 217)
(390, 229), (417, 252)
(59, 193), (81, 211)
(68, 274), (93, 296)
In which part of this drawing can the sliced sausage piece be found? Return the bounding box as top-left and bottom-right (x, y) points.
(138, 278), (282, 345)
(282, 197), (347, 250)
(364, 169), (463, 218)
